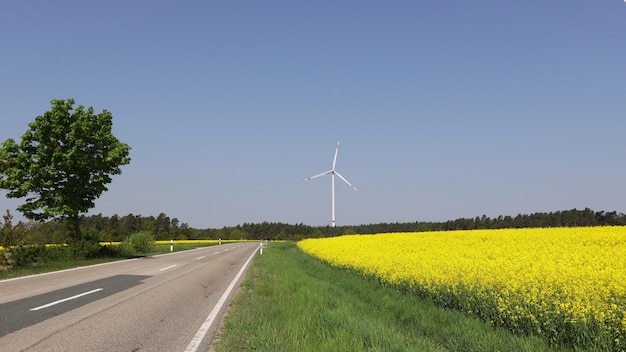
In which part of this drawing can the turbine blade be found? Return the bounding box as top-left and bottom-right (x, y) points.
(334, 171), (357, 191)
(304, 170), (332, 181)
(332, 141), (340, 170)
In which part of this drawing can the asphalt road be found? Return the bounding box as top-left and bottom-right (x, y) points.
(0, 242), (259, 352)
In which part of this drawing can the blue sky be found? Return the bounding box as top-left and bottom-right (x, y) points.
(1, 1), (625, 229)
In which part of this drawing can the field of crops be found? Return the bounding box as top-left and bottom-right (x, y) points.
(298, 227), (626, 351)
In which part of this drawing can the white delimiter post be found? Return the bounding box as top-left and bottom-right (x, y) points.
(259, 242), (263, 255)
(170, 239), (174, 252)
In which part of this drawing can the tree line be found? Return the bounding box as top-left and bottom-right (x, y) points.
(2, 212), (195, 245)
(347, 208), (626, 234)
(5, 207), (624, 244)
(240, 208), (625, 239)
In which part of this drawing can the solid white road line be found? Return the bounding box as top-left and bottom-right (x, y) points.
(30, 288), (104, 311)
(0, 259), (139, 283)
(184, 248), (257, 352)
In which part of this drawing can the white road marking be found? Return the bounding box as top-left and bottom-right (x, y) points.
(196, 256), (205, 260)
(184, 248), (257, 352)
(159, 264), (178, 271)
(30, 288), (104, 311)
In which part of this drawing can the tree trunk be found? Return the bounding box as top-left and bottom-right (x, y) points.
(70, 212), (82, 241)
(74, 219), (82, 241)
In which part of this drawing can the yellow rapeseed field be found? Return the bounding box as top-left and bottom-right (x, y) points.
(298, 227), (626, 351)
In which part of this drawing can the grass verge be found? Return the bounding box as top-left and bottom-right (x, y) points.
(215, 242), (563, 352)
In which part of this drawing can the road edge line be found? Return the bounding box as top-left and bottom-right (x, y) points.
(184, 246), (257, 352)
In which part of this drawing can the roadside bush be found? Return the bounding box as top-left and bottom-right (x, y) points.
(122, 231), (155, 257)
(40, 245), (72, 262)
(99, 243), (124, 258)
(3, 244), (46, 267)
(68, 229), (119, 259)
(0, 210), (28, 248)
(69, 239), (102, 259)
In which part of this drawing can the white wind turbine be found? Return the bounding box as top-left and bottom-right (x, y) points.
(304, 141), (357, 227)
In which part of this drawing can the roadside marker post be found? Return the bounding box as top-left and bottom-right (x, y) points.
(170, 239), (174, 252)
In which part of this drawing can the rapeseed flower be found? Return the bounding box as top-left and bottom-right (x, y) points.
(298, 227), (626, 351)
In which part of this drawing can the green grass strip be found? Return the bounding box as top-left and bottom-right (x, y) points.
(216, 242), (562, 352)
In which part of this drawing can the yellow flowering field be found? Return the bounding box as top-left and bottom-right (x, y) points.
(298, 227), (626, 351)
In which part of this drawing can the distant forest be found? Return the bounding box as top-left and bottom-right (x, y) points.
(10, 208), (626, 243)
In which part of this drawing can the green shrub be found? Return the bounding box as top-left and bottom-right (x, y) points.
(40, 245), (72, 262)
(3, 244), (46, 267)
(1, 210), (28, 248)
(69, 240), (102, 259)
(122, 231), (155, 257)
(99, 243), (124, 258)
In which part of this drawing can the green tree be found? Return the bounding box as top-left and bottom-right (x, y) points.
(0, 99), (131, 241)
(154, 212), (170, 237)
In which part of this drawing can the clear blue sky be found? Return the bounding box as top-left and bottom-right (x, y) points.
(1, 1), (625, 229)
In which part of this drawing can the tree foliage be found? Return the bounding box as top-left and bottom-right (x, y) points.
(0, 99), (131, 240)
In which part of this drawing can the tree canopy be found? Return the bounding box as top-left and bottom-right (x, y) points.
(0, 99), (131, 240)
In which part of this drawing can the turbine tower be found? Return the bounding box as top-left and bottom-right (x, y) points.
(304, 141), (357, 227)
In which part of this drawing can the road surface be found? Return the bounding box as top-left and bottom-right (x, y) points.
(0, 242), (259, 352)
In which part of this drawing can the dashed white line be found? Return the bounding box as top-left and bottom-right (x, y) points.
(159, 264), (178, 271)
(30, 288), (103, 311)
(196, 256), (205, 260)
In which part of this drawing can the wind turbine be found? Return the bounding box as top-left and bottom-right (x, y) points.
(304, 141), (357, 227)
